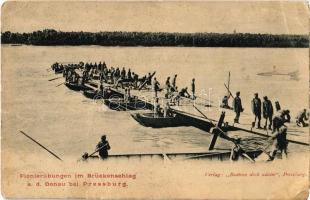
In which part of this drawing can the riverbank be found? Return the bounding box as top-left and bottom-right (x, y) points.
(2, 29), (309, 48)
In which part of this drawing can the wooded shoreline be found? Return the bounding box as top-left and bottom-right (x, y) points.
(2, 29), (308, 48)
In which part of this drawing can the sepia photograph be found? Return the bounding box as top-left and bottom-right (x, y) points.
(1, 1), (309, 199)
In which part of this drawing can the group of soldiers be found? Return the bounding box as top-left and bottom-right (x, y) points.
(150, 75), (198, 117)
(224, 91), (308, 129)
(221, 91), (308, 161)
(152, 75), (196, 106)
(55, 61), (155, 90)
(53, 62), (308, 162)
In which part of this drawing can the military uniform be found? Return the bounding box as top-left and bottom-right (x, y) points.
(251, 96), (262, 128)
(96, 137), (111, 159)
(296, 110), (308, 127)
(191, 79), (196, 100)
(272, 110), (290, 132)
(263, 98), (273, 130)
(269, 126), (288, 160)
(233, 94), (243, 123)
(220, 96), (230, 109)
(172, 75), (177, 89)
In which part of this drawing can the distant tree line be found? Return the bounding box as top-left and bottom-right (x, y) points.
(1, 29), (308, 48)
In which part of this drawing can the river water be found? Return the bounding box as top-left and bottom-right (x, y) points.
(2, 45), (308, 160)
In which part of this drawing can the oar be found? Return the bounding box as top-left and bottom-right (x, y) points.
(19, 131), (63, 161)
(78, 143), (108, 162)
(48, 77), (62, 81)
(56, 82), (64, 87)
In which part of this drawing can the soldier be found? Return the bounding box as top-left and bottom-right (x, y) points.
(133, 72), (139, 89)
(220, 95), (231, 109)
(263, 96), (273, 130)
(179, 87), (190, 98)
(164, 77), (171, 98)
(268, 125), (288, 161)
(272, 109), (290, 132)
(146, 73), (152, 85)
(191, 78), (196, 100)
(296, 109), (308, 127)
(99, 83), (104, 97)
(152, 77), (160, 98)
(154, 98), (161, 117)
(232, 91), (243, 123)
(251, 93), (262, 129)
(121, 67), (126, 79)
(165, 77), (171, 90)
(127, 68), (132, 79)
(275, 101), (281, 111)
(172, 74), (178, 92)
(96, 135), (111, 160)
(163, 101), (171, 118)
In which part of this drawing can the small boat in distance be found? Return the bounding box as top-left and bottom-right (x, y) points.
(257, 66), (299, 80)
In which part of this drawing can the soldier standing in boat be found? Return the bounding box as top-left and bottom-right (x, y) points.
(146, 72), (152, 86)
(163, 101), (171, 118)
(96, 135), (111, 160)
(154, 98), (161, 117)
(99, 83), (104, 97)
(172, 74), (177, 92)
(232, 91), (243, 123)
(165, 77), (171, 90)
(153, 77), (160, 98)
(133, 73), (139, 89)
(263, 96), (273, 130)
(251, 93), (262, 129)
(126, 68), (130, 79)
(295, 109), (308, 127)
(191, 78), (196, 100)
(165, 77), (171, 98)
(121, 67), (126, 79)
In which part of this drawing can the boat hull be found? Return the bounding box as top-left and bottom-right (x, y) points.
(83, 89), (97, 99)
(104, 98), (153, 111)
(82, 150), (263, 162)
(131, 112), (187, 128)
(65, 82), (85, 91)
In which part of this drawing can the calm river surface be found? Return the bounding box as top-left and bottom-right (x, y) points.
(2, 45), (308, 160)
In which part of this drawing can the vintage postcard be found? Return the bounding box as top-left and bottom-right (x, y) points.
(1, 1), (309, 199)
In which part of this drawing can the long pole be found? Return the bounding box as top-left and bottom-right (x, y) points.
(227, 71), (231, 97)
(192, 106), (255, 162)
(19, 131), (63, 161)
(48, 77), (62, 81)
(224, 83), (234, 98)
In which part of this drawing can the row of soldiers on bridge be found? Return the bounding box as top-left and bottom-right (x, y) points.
(83, 62), (157, 90)
(58, 61), (154, 90)
(221, 91), (308, 130)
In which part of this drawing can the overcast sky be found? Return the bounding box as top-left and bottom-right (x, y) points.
(1, 1), (309, 34)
